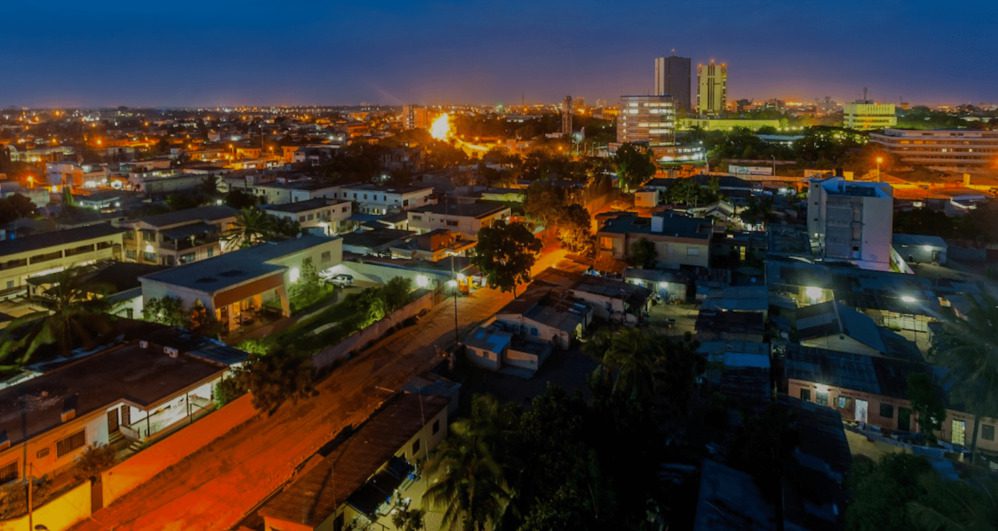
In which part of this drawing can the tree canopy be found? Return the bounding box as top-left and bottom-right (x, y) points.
(471, 221), (541, 296)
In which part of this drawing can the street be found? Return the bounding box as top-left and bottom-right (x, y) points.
(72, 248), (564, 530)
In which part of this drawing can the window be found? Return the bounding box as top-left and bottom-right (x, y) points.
(816, 391), (828, 406)
(982, 424), (996, 441)
(321, 251), (331, 262)
(445, 220), (458, 227)
(687, 247), (700, 256)
(412, 439), (421, 455)
(432, 419), (440, 435)
(880, 403), (894, 419)
(0, 462), (17, 484)
(530, 327), (538, 336)
(36, 447), (49, 459)
(800, 388), (811, 402)
(411, 215), (422, 221)
(56, 430), (86, 457)
(837, 396), (850, 409)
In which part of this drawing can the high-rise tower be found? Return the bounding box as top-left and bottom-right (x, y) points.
(696, 60), (727, 116)
(654, 52), (691, 113)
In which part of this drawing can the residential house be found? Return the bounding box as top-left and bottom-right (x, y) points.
(695, 309), (765, 342)
(893, 233), (947, 265)
(596, 210), (712, 271)
(263, 198), (352, 236)
(140, 235), (342, 331)
(494, 285), (592, 349)
(118, 205), (238, 266)
(329, 183), (435, 215)
(388, 230), (476, 263)
(465, 322), (552, 376)
(698, 340), (772, 405)
(0, 223), (125, 300)
(784, 345), (998, 453)
(0, 339), (244, 484)
(406, 201), (511, 240)
(534, 269), (652, 324)
(259, 393), (450, 531)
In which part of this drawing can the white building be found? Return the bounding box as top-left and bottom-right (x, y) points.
(807, 177), (893, 271)
(843, 102), (897, 131)
(870, 129), (998, 169)
(406, 202), (510, 240)
(263, 198), (353, 235)
(330, 183), (435, 215)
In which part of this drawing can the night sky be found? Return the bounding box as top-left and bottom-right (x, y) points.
(2, 0), (995, 107)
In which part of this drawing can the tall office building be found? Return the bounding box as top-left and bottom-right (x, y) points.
(616, 95), (676, 147)
(696, 60), (727, 116)
(561, 95), (573, 136)
(807, 176), (894, 271)
(654, 54), (692, 113)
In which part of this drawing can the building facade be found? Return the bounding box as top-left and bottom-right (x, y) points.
(0, 224), (124, 299)
(407, 202), (511, 240)
(616, 95), (676, 147)
(870, 128), (998, 169)
(654, 54), (692, 113)
(696, 61), (727, 116)
(807, 177), (893, 271)
(119, 205), (238, 266)
(843, 102), (897, 130)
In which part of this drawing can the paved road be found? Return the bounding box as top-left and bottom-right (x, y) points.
(74, 249), (564, 530)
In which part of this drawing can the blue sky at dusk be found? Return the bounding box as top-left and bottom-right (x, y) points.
(1, 0), (995, 107)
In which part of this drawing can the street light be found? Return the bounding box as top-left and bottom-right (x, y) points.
(876, 156), (883, 182)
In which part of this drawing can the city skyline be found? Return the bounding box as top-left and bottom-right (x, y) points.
(2, 0), (996, 107)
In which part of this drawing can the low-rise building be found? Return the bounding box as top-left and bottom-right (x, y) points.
(843, 102), (897, 131)
(263, 198), (352, 236)
(494, 285), (592, 349)
(597, 210), (712, 270)
(0, 339), (244, 484)
(259, 393), (450, 531)
(465, 322), (552, 376)
(406, 202), (511, 240)
(870, 128), (998, 169)
(119, 205), (238, 266)
(140, 235), (342, 331)
(330, 183), (435, 215)
(0, 224), (125, 300)
(784, 345), (998, 454)
(893, 233), (947, 265)
(795, 300), (922, 361)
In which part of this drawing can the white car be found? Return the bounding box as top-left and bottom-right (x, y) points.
(330, 274), (354, 288)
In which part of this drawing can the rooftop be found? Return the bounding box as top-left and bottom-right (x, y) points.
(0, 341), (230, 446)
(409, 201), (509, 219)
(0, 223), (125, 257)
(263, 198), (343, 214)
(259, 393), (449, 527)
(784, 344), (927, 399)
(141, 234), (335, 293)
(130, 205), (237, 228)
(598, 211), (711, 240)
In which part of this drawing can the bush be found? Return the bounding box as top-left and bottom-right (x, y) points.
(214, 375), (248, 407)
(73, 444), (117, 481)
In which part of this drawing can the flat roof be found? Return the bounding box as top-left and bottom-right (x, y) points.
(409, 201), (508, 219)
(0, 342), (227, 446)
(132, 205), (237, 228)
(598, 211), (711, 240)
(142, 235), (335, 293)
(0, 223), (124, 257)
(259, 393), (449, 527)
(263, 198), (344, 214)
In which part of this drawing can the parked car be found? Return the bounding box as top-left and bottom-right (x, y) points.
(330, 274), (354, 287)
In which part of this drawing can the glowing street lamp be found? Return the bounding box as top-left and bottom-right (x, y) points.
(876, 156), (883, 182)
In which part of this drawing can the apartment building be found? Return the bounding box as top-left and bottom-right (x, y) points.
(263, 198), (352, 235)
(596, 210), (713, 270)
(843, 102), (897, 131)
(807, 177), (893, 271)
(406, 201), (511, 239)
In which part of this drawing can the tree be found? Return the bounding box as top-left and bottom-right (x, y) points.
(225, 189), (259, 209)
(0, 193), (36, 225)
(379, 276), (414, 313)
(0, 266), (114, 367)
(524, 179), (567, 229)
(424, 396), (513, 531)
(288, 258), (330, 311)
(73, 444), (117, 482)
(930, 295), (998, 462)
(627, 238), (656, 269)
(224, 208), (300, 249)
(906, 372), (946, 441)
(471, 221), (541, 297)
(391, 506), (425, 531)
(614, 143), (655, 192)
(556, 204), (594, 256)
(235, 351), (317, 415)
(142, 296), (187, 328)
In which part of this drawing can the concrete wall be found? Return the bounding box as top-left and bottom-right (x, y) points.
(0, 480), (92, 531)
(311, 291), (434, 370)
(100, 394), (256, 506)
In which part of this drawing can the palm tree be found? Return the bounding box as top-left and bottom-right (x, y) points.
(224, 207), (273, 249)
(587, 327), (661, 404)
(423, 396), (513, 531)
(0, 266), (114, 368)
(931, 294), (998, 463)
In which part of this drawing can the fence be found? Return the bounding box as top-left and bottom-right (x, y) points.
(311, 290), (435, 370)
(0, 481), (91, 531)
(100, 394), (256, 506)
